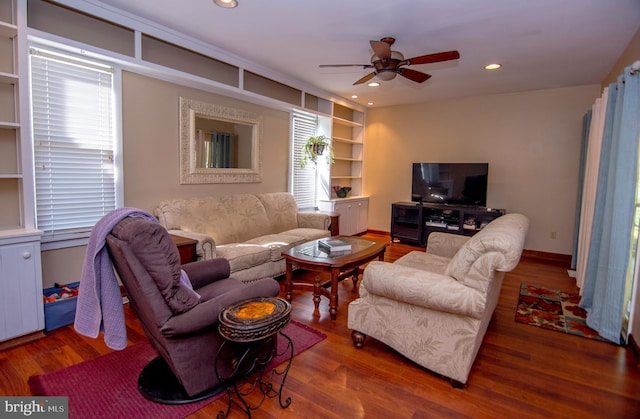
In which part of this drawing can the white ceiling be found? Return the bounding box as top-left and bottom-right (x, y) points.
(87, 0), (640, 108)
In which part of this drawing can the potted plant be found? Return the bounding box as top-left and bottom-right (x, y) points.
(333, 186), (352, 198)
(299, 135), (334, 168)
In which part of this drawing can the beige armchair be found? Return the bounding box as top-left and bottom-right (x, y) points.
(348, 213), (529, 387)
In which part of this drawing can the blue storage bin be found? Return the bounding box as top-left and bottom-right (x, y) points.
(43, 281), (80, 331)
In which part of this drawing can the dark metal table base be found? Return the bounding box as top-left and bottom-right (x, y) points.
(215, 331), (294, 418)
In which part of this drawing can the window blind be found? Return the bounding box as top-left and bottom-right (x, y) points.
(292, 113), (318, 209)
(30, 49), (117, 239)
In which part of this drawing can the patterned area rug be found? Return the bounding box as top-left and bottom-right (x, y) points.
(28, 319), (326, 419)
(515, 283), (607, 342)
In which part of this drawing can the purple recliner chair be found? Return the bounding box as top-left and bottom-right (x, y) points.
(105, 216), (280, 403)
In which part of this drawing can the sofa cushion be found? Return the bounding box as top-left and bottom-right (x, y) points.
(256, 192), (299, 234)
(215, 243), (272, 272)
(244, 234), (306, 261)
(394, 250), (450, 276)
(220, 194), (272, 242)
(155, 195), (272, 245)
(362, 261), (486, 319)
(282, 227), (331, 242)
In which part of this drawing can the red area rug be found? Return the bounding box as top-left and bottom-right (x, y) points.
(28, 320), (325, 418)
(515, 283), (609, 342)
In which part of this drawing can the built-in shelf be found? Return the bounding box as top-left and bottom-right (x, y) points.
(333, 116), (362, 128)
(0, 122), (19, 129)
(332, 136), (360, 144)
(0, 174), (22, 179)
(0, 21), (17, 38)
(0, 72), (18, 84)
(325, 103), (365, 201)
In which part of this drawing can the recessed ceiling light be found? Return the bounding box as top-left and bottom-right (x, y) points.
(351, 95), (358, 98)
(367, 102), (374, 106)
(367, 82), (380, 87)
(213, 0), (238, 8)
(484, 63), (502, 70)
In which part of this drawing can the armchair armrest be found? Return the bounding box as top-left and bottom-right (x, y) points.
(426, 232), (470, 258)
(362, 261), (485, 319)
(160, 277), (280, 336)
(297, 211), (331, 230)
(181, 258), (231, 290)
(168, 230), (215, 260)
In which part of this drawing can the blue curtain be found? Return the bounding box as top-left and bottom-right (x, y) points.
(580, 65), (640, 343)
(571, 111), (592, 270)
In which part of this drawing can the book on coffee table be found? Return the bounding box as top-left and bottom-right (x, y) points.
(318, 238), (352, 252)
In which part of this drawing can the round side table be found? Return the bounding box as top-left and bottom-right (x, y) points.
(215, 297), (293, 418)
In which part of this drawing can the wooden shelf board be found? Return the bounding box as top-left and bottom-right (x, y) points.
(0, 72), (18, 84)
(332, 136), (361, 144)
(0, 22), (17, 38)
(333, 116), (362, 128)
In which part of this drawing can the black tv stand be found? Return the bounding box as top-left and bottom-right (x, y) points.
(391, 202), (505, 247)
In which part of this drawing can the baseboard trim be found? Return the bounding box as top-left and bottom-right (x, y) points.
(521, 249), (571, 265)
(0, 330), (45, 351)
(365, 229), (389, 236)
(629, 334), (640, 367)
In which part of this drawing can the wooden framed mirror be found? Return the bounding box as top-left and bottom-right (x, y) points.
(179, 97), (262, 184)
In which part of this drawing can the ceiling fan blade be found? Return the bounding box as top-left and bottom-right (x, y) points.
(319, 64), (373, 68)
(400, 50), (460, 66)
(370, 40), (391, 60)
(353, 72), (377, 85)
(398, 68), (432, 83)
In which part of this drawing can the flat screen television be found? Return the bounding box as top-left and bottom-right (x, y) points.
(411, 163), (488, 206)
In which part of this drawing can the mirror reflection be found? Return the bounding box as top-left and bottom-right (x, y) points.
(180, 97), (262, 184)
(195, 117), (253, 169)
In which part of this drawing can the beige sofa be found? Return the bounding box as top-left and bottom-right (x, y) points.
(154, 192), (331, 282)
(348, 213), (529, 387)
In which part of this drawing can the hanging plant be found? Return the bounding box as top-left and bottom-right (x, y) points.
(299, 135), (334, 168)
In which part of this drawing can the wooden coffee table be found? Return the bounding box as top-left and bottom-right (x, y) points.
(282, 236), (387, 320)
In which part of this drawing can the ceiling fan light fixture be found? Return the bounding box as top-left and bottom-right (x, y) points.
(213, 0), (238, 8)
(376, 70), (397, 81)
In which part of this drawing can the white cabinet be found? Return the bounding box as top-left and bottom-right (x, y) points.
(0, 230), (44, 341)
(318, 197), (369, 236)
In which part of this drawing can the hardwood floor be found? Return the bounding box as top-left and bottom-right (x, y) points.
(1, 232), (639, 418)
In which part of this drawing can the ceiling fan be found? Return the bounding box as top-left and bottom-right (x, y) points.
(319, 37), (460, 85)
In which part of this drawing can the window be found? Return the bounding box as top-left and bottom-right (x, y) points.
(290, 112), (318, 209)
(30, 48), (122, 246)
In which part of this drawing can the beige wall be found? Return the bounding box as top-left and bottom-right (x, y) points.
(363, 84), (600, 254)
(603, 26), (640, 87)
(41, 71), (291, 287)
(120, 71), (291, 210)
